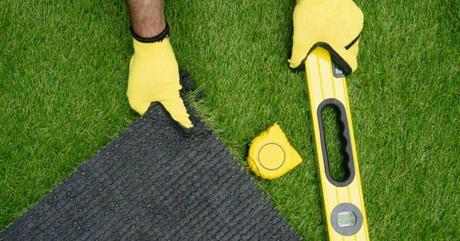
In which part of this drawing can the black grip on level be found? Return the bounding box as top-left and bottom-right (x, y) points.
(317, 98), (355, 187)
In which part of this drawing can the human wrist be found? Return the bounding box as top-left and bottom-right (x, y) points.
(131, 23), (169, 43)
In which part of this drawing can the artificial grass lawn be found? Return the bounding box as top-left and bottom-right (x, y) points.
(1, 0), (459, 239)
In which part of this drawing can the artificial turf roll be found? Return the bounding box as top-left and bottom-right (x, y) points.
(1, 83), (301, 240)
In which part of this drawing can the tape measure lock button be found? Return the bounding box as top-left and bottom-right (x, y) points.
(258, 143), (285, 170)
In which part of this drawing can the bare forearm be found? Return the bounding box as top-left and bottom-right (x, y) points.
(127, 0), (165, 37)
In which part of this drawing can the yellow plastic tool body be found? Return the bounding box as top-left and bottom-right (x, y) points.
(248, 124), (303, 180)
(304, 47), (369, 240)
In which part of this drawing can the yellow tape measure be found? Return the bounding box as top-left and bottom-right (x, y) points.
(248, 124), (303, 180)
(304, 47), (370, 240)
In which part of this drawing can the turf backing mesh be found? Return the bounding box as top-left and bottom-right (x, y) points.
(1, 101), (300, 240)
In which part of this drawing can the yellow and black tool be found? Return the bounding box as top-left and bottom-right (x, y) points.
(304, 47), (369, 240)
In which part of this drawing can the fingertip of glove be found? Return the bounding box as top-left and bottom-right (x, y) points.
(128, 97), (149, 116)
(148, 101), (196, 137)
(175, 122), (195, 137)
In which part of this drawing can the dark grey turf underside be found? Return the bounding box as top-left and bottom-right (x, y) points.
(1, 103), (301, 241)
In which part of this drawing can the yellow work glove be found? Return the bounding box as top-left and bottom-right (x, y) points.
(289, 0), (364, 75)
(127, 25), (193, 128)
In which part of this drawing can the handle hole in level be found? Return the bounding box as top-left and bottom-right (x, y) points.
(321, 105), (350, 182)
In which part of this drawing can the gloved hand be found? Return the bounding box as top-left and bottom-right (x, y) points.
(289, 0), (364, 75)
(127, 25), (193, 128)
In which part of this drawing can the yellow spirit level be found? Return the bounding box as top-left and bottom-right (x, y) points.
(304, 47), (370, 240)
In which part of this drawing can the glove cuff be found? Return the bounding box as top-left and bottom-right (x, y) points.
(131, 23), (169, 43)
